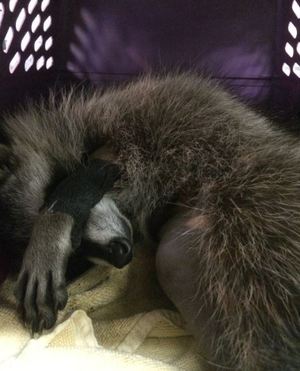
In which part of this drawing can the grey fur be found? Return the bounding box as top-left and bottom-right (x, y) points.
(84, 195), (133, 246)
(1, 73), (300, 370)
(14, 210), (73, 333)
(83, 195), (133, 266)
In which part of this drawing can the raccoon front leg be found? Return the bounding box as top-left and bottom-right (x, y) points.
(15, 211), (73, 333)
(15, 159), (120, 334)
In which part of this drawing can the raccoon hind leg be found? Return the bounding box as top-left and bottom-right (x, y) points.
(156, 167), (300, 371)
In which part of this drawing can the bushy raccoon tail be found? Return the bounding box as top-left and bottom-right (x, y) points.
(188, 146), (300, 370)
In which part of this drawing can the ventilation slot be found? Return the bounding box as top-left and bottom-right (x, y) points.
(285, 42), (294, 58)
(31, 14), (41, 33)
(21, 31), (31, 51)
(41, 0), (50, 12)
(3, 27), (14, 53)
(36, 55), (45, 70)
(43, 15), (52, 31)
(0, 2), (4, 29)
(9, 0), (18, 12)
(34, 35), (43, 51)
(28, 0), (37, 14)
(24, 54), (34, 71)
(292, 0), (300, 18)
(16, 8), (26, 31)
(46, 56), (53, 69)
(45, 36), (53, 50)
(288, 21), (297, 38)
(9, 52), (21, 73)
(282, 62), (291, 76)
(293, 62), (300, 77)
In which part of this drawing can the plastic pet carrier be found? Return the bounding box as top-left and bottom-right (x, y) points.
(0, 0), (298, 117)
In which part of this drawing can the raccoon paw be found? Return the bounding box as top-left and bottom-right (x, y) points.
(14, 211), (73, 334)
(15, 267), (68, 335)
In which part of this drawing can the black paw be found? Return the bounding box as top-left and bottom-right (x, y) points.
(15, 267), (68, 335)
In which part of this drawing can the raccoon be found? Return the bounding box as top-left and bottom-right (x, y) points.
(1, 73), (300, 370)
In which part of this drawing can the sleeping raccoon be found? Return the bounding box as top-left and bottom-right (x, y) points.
(2, 156), (133, 332)
(1, 73), (300, 370)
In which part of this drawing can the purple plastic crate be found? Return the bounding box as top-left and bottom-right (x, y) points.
(0, 0), (300, 280)
(0, 0), (298, 115)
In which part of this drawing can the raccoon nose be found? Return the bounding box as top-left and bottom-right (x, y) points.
(109, 238), (133, 268)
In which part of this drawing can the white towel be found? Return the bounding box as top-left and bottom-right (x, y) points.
(0, 246), (203, 370)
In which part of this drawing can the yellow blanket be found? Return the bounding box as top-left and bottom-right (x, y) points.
(0, 247), (203, 370)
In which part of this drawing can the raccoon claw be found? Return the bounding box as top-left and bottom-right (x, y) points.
(15, 269), (67, 335)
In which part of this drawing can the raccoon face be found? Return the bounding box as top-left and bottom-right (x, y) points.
(81, 195), (133, 269)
